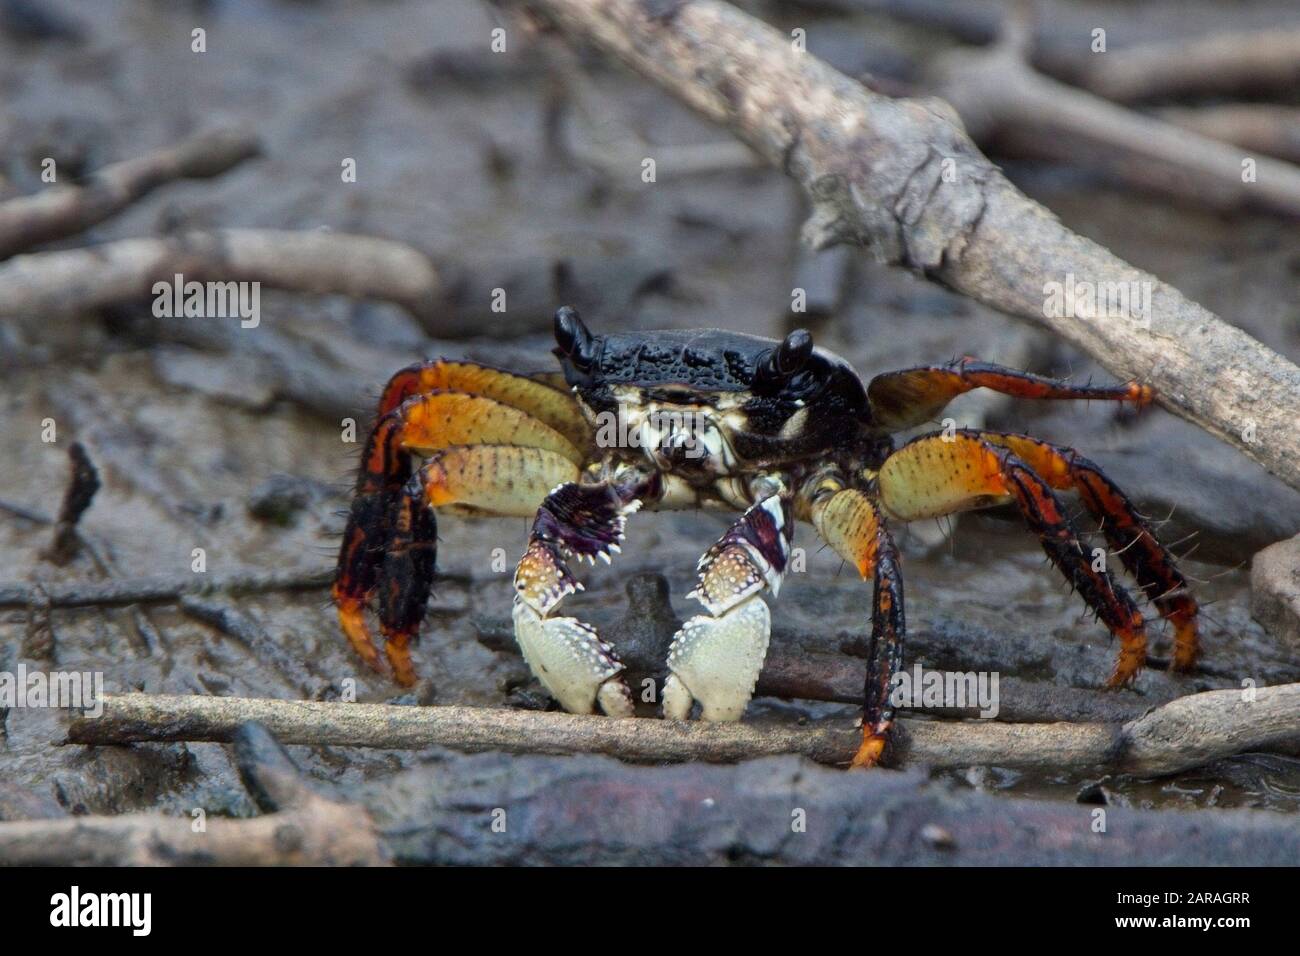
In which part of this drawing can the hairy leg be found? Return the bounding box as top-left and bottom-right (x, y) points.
(974, 430), (1198, 670)
(877, 433), (1149, 686)
(867, 359), (1151, 431)
(334, 443), (578, 684)
(806, 479), (904, 768)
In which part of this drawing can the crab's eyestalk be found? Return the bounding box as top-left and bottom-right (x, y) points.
(552, 306), (597, 371)
(753, 328), (814, 393)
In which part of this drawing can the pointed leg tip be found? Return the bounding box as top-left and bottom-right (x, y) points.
(1104, 664), (1142, 689)
(337, 598), (385, 671)
(850, 734), (887, 770)
(383, 631), (419, 687)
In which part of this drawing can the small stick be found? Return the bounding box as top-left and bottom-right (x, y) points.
(0, 567), (338, 609)
(66, 684), (1300, 776)
(928, 28), (1300, 217)
(41, 442), (100, 565)
(0, 128), (260, 260)
(1157, 105), (1300, 166)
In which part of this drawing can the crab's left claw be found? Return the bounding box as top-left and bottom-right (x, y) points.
(663, 494), (791, 722)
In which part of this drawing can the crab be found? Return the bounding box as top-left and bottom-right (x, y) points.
(332, 307), (1199, 768)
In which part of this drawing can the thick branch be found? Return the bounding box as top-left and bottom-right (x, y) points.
(0, 128), (260, 260)
(509, 0), (1300, 491)
(67, 685), (1300, 776)
(0, 229), (442, 323)
(1076, 28), (1300, 102)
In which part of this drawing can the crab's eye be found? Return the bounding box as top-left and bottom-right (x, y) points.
(755, 329), (815, 392)
(553, 306), (595, 368)
(774, 329), (813, 375)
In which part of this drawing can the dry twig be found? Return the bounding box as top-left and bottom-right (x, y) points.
(929, 29), (1300, 217)
(66, 684), (1300, 776)
(0, 128), (260, 260)
(0, 567), (339, 609)
(40, 442), (100, 566)
(1157, 105), (1300, 166)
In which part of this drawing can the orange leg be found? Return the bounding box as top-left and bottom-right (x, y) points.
(376, 359), (590, 450)
(333, 390), (580, 685)
(876, 433), (1149, 687)
(867, 359), (1151, 431)
(974, 431), (1198, 671)
(807, 481), (902, 769)
(336, 358), (591, 686)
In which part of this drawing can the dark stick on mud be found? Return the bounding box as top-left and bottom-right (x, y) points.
(66, 682), (1300, 777)
(502, 0), (1300, 492)
(41, 441), (100, 566)
(0, 127), (261, 261)
(0, 567), (338, 609)
(0, 566), (475, 610)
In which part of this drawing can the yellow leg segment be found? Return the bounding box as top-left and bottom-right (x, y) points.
(379, 360), (590, 450)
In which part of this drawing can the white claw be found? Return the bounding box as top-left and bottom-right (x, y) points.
(512, 598), (631, 716)
(664, 597), (771, 722)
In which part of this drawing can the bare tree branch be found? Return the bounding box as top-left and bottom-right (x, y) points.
(1157, 105), (1300, 166)
(0, 128), (260, 260)
(0, 792), (386, 865)
(930, 40), (1300, 217)
(1075, 28), (1300, 102)
(66, 684), (1300, 776)
(505, 0), (1300, 491)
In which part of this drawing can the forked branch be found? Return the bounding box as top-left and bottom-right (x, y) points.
(505, 0), (1300, 491)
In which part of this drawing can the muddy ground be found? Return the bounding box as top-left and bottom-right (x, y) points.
(2, 0), (1300, 863)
